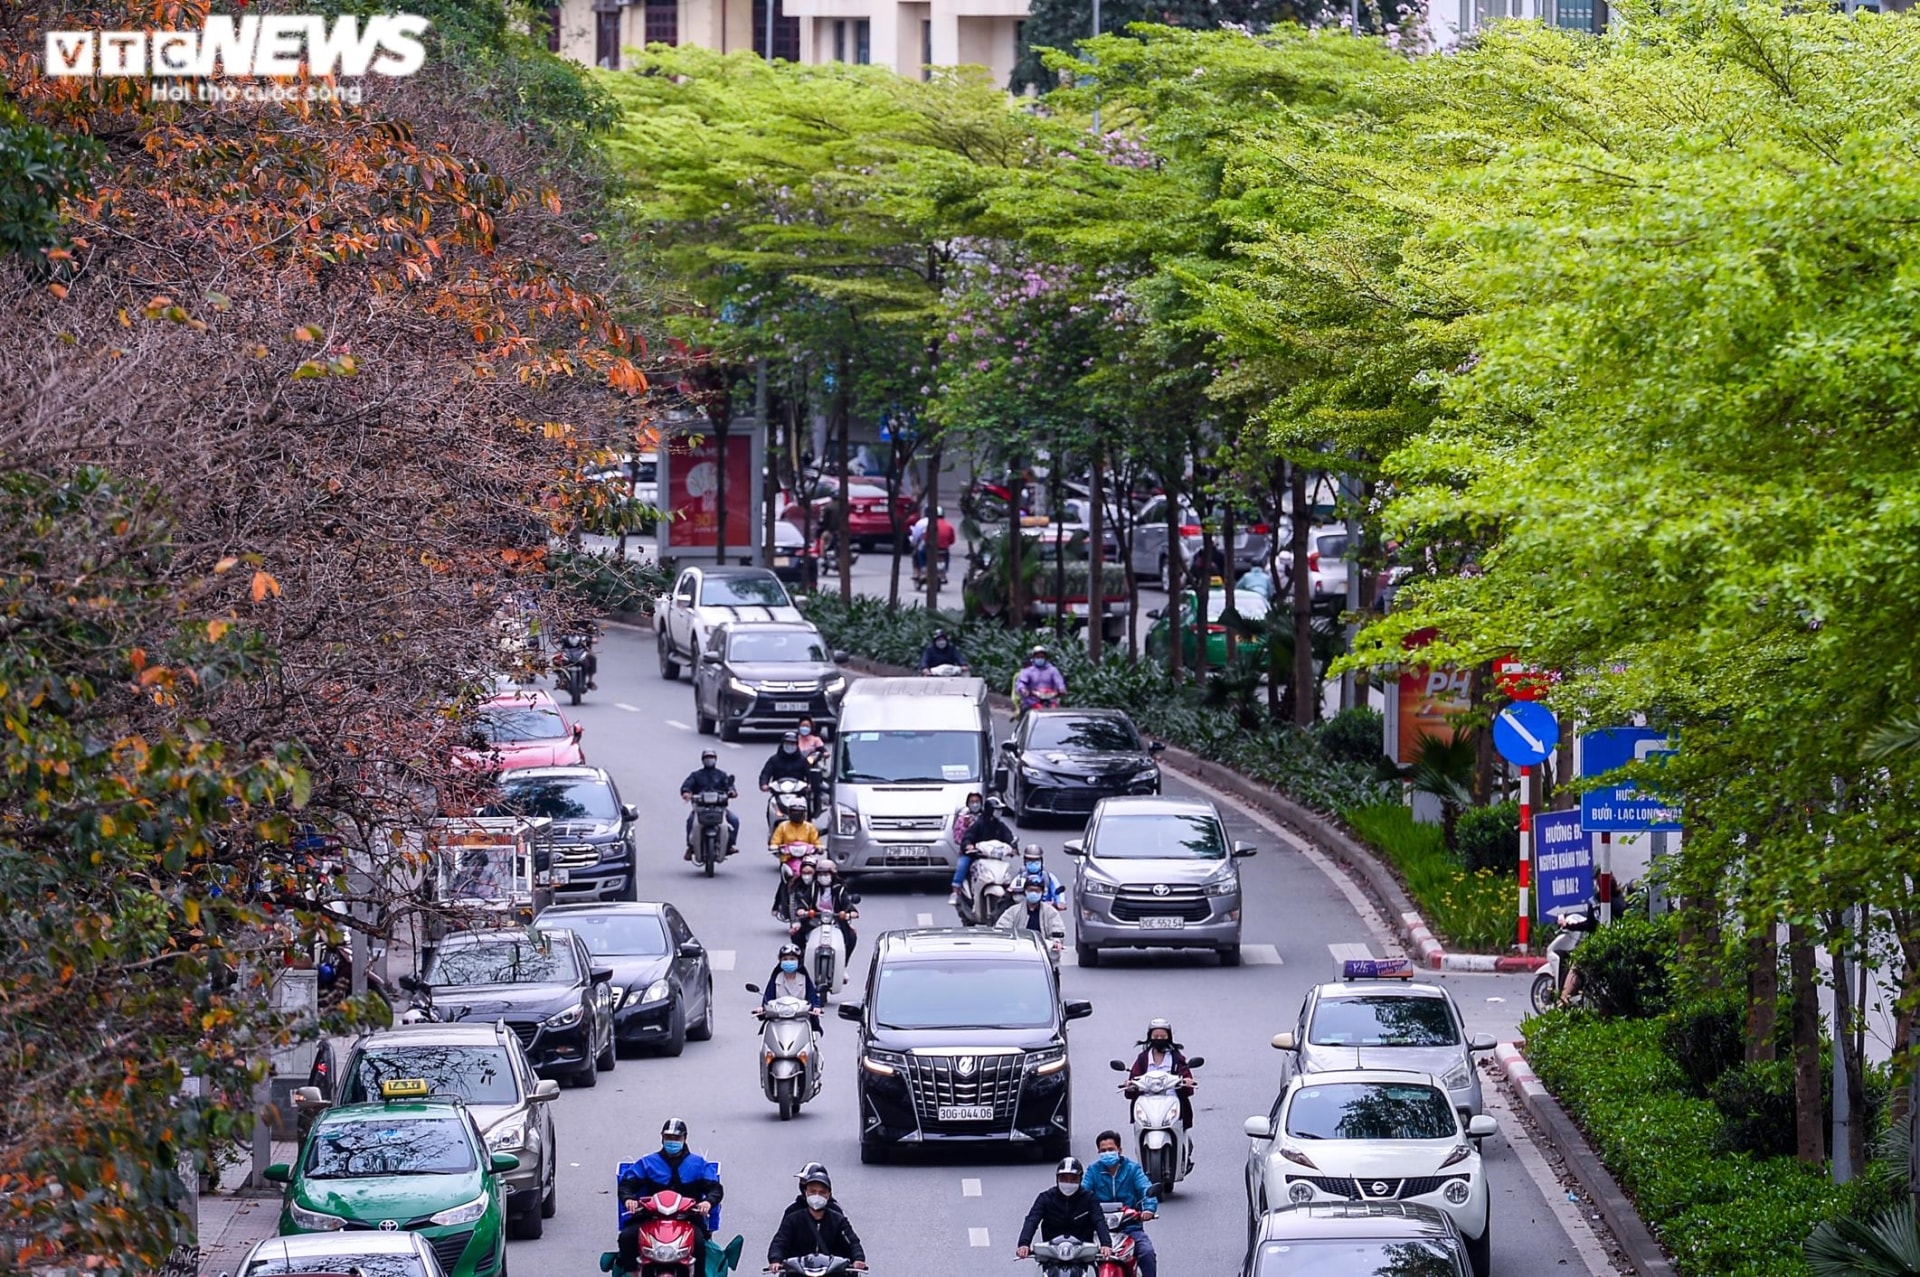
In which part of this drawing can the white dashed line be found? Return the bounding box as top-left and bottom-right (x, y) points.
(1241, 944), (1283, 965)
(665, 720), (693, 731)
(961, 1178), (982, 1198)
(709, 950), (736, 972)
(917, 912), (935, 927)
(724, 742), (743, 750)
(1329, 942), (1373, 969)
(616, 702), (641, 713)
(968, 1228), (990, 1248)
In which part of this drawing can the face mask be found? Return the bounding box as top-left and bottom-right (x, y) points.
(783, 745), (797, 755)
(1151, 1039), (1171, 1051)
(1025, 861), (1043, 874)
(1025, 891), (1043, 905)
(1033, 658), (1048, 668)
(805, 1193), (830, 1212)
(967, 801), (982, 814)
(780, 960), (799, 973)
(935, 639), (949, 648)
(1096, 1152), (1121, 1168)
(799, 725), (813, 736)
(1056, 1181), (1079, 1197)
(662, 1141), (684, 1155)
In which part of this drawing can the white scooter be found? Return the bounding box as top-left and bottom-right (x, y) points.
(1109, 1058), (1204, 1195)
(955, 838), (1018, 927)
(1532, 905), (1600, 1013)
(795, 903), (857, 999)
(746, 987), (823, 1121)
(995, 896), (1067, 965)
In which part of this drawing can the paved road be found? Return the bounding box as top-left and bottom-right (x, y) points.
(487, 622), (1606, 1277)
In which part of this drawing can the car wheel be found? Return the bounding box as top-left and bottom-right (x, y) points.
(696, 704), (716, 735)
(596, 1024), (616, 1072)
(687, 978), (715, 1041)
(859, 1136), (889, 1165)
(719, 716), (740, 743)
(509, 1194), (544, 1240)
(541, 1150), (557, 1219)
(1465, 1217), (1491, 1277)
(658, 632), (680, 681)
(572, 1055), (597, 1088)
(1219, 945), (1242, 967)
(659, 1000), (687, 1057)
(1076, 943), (1100, 968)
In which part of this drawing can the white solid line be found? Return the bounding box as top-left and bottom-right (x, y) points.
(961, 1178), (982, 1198)
(917, 912), (935, 927)
(710, 950), (736, 972)
(615, 702), (641, 713)
(665, 719), (693, 731)
(968, 1228), (990, 1248)
(1483, 1078), (1612, 1276)
(1241, 944), (1283, 965)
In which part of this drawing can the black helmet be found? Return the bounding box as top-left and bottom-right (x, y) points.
(782, 730), (799, 745)
(778, 942), (802, 960)
(1055, 1157), (1084, 1180)
(933, 628), (949, 641)
(797, 1161), (832, 1190)
(661, 1117), (689, 1140)
(986, 797), (1007, 813)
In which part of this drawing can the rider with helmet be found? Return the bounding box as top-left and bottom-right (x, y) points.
(1020, 844), (1067, 905)
(617, 1118), (724, 1265)
(759, 942), (823, 1033)
(919, 628), (967, 673)
(1015, 1158), (1112, 1260)
(679, 749), (739, 860)
(789, 858), (858, 959)
(1086, 1132), (1159, 1277)
(1127, 1019), (1197, 1131)
(767, 793), (821, 919)
(760, 731), (815, 791)
(767, 1163), (866, 1272)
(1013, 646), (1066, 710)
(948, 796), (1016, 907)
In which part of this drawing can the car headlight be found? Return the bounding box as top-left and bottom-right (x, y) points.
(430, 1192), (491, 1227)
(544, 1004), (584, 1030)
(1287, 1181), (1315, 1204)
(836, 806), (859, 837)
(486, 1119), (527, 1152)
(824, 675), (847, 698)
(1081, 878), (1117, 897)
(861, 1048), (906, 1076)
(1132, 767), (1160, 784)
(1202, 874), (1239, 897)
(1021, 766), (1047, 782)
(1443, 1178), (1472, 1205)
(1027, 1048), (1067, 1075)
(727, 676), (756, 697)
(288, 1201), (347, 1231)
(636, 979), (672, 1005)
(1442, 1060), (1473, 1091)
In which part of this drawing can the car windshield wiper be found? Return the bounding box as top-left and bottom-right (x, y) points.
(840, 772), (888, 783)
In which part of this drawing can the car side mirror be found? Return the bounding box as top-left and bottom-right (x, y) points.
(1271, 1032), (1296, 1050)
(1145, 609), (1161, 619)
(573, 723), (585, 739)
(833, 650), (850, 664)
(1064, 999), (1093, 1021)
(744, 983), (762, 994)
(265, 1162), (293, 1183)
(1469, 1033), (1497, 1052)
(1242, 1116), (1274, 1140)
(679, 941), (704, 959)
(397, 974), (422, 993)
(533, 1079), (561, 1103)
(1062, 839), (1085, 856)
(1001, 740), (1018, 754)
(591, 967), (615, 985)
(622, 805), (640, 822)
(1467, 1115), (1498, 1139)
(1109, 1059), (1127, 1071)
(837, 1001), (864, 1022)
(292, 1085), (327, 1110)
(1232, 842), (1257, 858)
(702, 649), (722, 664)
(491, 1153), (522, 1173)
(1149, 741), (1166, 753)
(1186, 1056), (1206, 1068)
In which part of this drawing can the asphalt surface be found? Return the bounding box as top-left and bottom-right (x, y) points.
(491, 622), (1605, 1277)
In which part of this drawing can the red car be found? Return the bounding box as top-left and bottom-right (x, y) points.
(454, 689), (586, 771)
(781, 480), (917, 552)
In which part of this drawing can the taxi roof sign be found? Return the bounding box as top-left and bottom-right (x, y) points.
(379, 1078), (431, 1100)
(1342, 957), (1414, 981)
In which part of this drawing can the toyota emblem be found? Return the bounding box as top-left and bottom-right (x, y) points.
(1150, 884), (1171, 897)
(955, 1056), (976, 1077)
(1371, 1182), (1390, 1197)
(379, 1220), (400, 1231)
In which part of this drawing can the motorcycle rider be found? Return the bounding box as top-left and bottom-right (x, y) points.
(948, 796), (1016, 908)
(1015, 1158), (1112, 1261)
(790, 859), (857, 960)
(767, 795), (822, 920)
(1020, 844), (1068, 905)
(617, 1118), (724, 1266)
(1126, 1019), (1197, 1132)
(1085, 1131), (1158, 1277)
(758, 942), (823, 1034)
(759, 731), (815, 814)
(794, 716), (830, 811)
(556, 629), (598, 690)
(945, 791), (987, 904)
(1013, 645), (1066, 711)
(680, 749), (740, 861)
(794, 716), (828, 763)
(911, 508), (956, 586)
(767, 1163), (866, 1272)
(918, 628), (968, 673)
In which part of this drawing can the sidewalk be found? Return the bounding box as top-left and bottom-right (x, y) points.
(197, 1141), (298, 1276)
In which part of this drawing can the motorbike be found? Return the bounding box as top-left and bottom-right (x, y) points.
(793, 901), (857, 998)
(1029, 1237), (1103, 1277)
(1095, 1205), (1146, 1277)
(1109, 1057), (1205, 1195)
(769, 843), (816, 924)
(954, 838), (1018, 927)
(767, 778), (814, 837)
(912, 545), (951, 587)
(1532, 906), (1600, 1013)
(395, 973), (442, 1024)
(1015, 686), (1065, 719)
(316, 936), (396, 1015)
(745, 986), (823, 1121)
(690, 787), (737, 878)
(554, 633), (593, 706)
(777, 1257), (860, 1277)
(619, 1191), (703, 1277)
(803, 749), (832, 817)
(995, 897), (1067, 965)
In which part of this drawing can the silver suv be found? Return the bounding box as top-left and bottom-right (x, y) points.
(303, 1021), (562, 1239)
(1065, 796), (1256, 966)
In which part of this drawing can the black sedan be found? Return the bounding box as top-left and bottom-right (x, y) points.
(532, 902), (714, 1058)
(995, 708), (1165, 825)
(691, 621), (848, 741)
(417, 928), (615, 1087)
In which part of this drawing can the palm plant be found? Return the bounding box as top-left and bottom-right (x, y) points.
(1863, 712), (1920, 762)
(1375, 728), (1478, 848)
(1806, 1206), (1920, 1277)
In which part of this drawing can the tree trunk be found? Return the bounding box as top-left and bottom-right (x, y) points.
(1266, 460), (1286, 721)
(1193, 522), (1213, 684)
(1789, 923), (1825, 1164)
(1007, 458), (1027, 634)
(1050, 465), (1067, 646)
(1826, 909), (1867, 1177)
(923, 438), (943, 613)
(1088, 438), (1106, 663)
(833, 349), (853, 604)
(1290, 462), (1313, 727)
(1471, 663), (1498, 805)
(1746, 924), (1778, 1063)
(1221, 503), (1238, 669)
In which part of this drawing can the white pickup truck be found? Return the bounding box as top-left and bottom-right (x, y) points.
(656, 565), (804, 679)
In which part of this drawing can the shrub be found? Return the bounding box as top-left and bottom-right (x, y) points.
(1571, 912), (1676, 1019)
(1710, 1059), (1804, 1158)
(1452, 801), (1519, 874)
(1316, 707), (1384, 766)
(549, 547), (670, 614)
(1664, 993), (1749, 1097)
(1343, 802), (1517, 952)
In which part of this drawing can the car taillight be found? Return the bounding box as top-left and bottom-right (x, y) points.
(1308, 552), (1320, 571)
(1249, 524), (1270, 535)
(1205, 624), (1225, 634)
(1178, 524), (1201, 537)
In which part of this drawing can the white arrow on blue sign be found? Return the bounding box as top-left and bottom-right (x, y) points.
(1492, 701), (1559, 767)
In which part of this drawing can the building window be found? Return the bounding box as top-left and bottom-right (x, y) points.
(833, 19), (846, 60)
(1014, 19), (1025, 62)
(542, 4), (561, 52)
(595, 4), (621, 66)
(854, 18), (870, 63)
(752, 0), (801, 60)
(921, 17), (931, 77)
(645, 0), (679, 45)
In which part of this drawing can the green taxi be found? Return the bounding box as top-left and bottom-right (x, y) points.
(267, 1079), (517, 1277)
(1143, 584), (1271, 669)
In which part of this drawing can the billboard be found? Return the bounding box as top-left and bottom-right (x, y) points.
(659, 427), (762, 557)
(1395, 664), (1472, 764)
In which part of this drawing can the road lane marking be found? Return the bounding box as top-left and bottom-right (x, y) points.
(961, 1178), (982, 1198)
(917, 912), (935, 926)
(968, 1228), (990, 1248)
(616, 702), (641, 713)
(724, 742), (743, 750)
(665, 719), (693, 731)
(1483, 1077), (1612, 1275)
(1241, 944), (1282, 965)
(1329, 943), (1373, 969)
(710, 950), (736, 971)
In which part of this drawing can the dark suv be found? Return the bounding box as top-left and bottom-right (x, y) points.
(481, 766), (639, 903)
(838, 928), (1090, 1164)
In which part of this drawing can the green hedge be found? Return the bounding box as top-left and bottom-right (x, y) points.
(1342, 803), (1517, 952)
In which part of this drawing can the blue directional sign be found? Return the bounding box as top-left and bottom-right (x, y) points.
(1579, 727), (1680, 832)
(1492, 701), (1558, 767)
(1534, 810), (1592, 920)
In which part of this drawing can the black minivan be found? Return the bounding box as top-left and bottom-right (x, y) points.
(839, 928), (1091, 1164)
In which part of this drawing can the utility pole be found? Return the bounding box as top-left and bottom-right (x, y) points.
(1090, 0), (1101, 133)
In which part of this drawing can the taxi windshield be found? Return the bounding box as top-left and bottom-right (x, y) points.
(303, 1116), (477, 1179)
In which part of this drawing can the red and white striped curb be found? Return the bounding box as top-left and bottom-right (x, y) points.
(1401, 911), (1549, 973)
(1494, 1041), (1547, 1105)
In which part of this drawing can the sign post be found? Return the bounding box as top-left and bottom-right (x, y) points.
(1492, 701), (1558, 953)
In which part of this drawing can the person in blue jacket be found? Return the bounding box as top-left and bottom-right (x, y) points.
(1083, 1130), (1158, 1277)
(618, 1117), (724, 1266)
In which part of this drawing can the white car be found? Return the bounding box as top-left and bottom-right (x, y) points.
(1243, 1069), (1497, 1277)
(232, 1230), (446, 1277)
(1272, 978), (1497, 1115)
(655, 565), (805, 679)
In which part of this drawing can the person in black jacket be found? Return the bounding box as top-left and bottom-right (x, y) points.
(1015, 1158), (1111, 1260)
(760, 732), (814, 790)
(680, 749), (739, 858)
(766, 1163), (866, 1271)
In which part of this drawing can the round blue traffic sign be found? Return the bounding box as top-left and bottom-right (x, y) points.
(1493, 701), (1559, 767)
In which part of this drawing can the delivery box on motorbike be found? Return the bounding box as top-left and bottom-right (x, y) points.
(425, 815), (556, 943)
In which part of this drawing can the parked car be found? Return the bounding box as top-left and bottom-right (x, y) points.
(655, 565), (804, 680)
(995, 709), (1165, 825)
(314, 1021), (560, 1239)
(453, 690), (585, 772)
(267, 1087), (514, 1277)
(480, 766), (640, 904)
(781, 481), (917, 552)
(416, 928), (615, 1088)
(1129, 497), (1271, 588)
(1271, 979), (1497, 1116)
(1064, 795), (1255, 966)
(234, 1230), (449, 1277)
(1142, 588), (1272, 670)
(1241, 1203), (1472, 1277)
(838, 928), (1091, 1163)
(532, 901), (715, 1057)
(691, 621), (849, 741)
(1243, 1070), (1498, 1277)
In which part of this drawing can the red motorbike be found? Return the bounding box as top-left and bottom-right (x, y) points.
(627, 1191), (703, 1277)
(1096, 1205), (1146, 1277)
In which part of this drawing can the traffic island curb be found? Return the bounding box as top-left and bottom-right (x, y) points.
(1494, 1041), (1676, 1277)
(1405, 912), (1548, 972)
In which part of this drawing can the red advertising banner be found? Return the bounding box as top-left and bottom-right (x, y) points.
(664, 432), (754, 549)
(1395, 628), (1472, 764)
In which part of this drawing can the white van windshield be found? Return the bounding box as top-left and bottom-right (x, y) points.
(838, 730), (981, 784)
